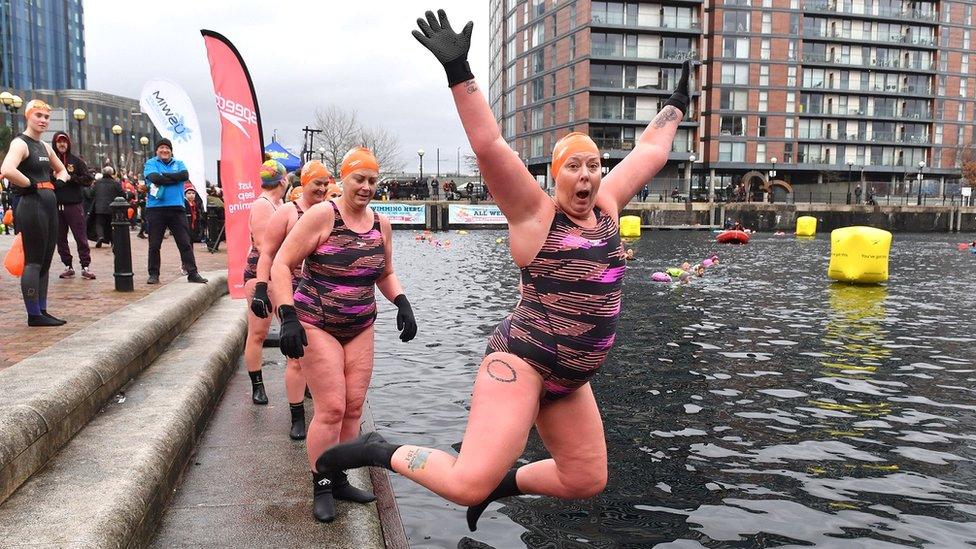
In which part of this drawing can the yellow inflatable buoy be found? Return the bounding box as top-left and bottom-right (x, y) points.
(828, 226), (892, 283)
(495, 237), (504, 244)
(620, 215), (641, 238)
(796, 215), (817, 236)
(457, 230), (468, 235)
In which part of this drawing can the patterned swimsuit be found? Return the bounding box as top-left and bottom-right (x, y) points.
(486, 207), (626, 402)
(243, 196), (276, 281)
(293, 201), (386, 343)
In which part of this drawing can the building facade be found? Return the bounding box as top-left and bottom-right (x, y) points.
(0, 0), (86, 90)
(489, 0), (973, 199)
(3, 88), (160, 176)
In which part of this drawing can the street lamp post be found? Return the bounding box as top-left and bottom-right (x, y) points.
(318, 146), (325, 162)
(111, 124), (123, 169)
(847, 161), (854, 204)
(916, 160), (925, 205)
(769, 156), (778, 203)
(1, 92), (24, 134)
(139, 136), (149, 174)
(602, 152), (610, 175)
(418, 148), (425, 181)
(72, 108), (86, 160)
(686, 153), (697, 203)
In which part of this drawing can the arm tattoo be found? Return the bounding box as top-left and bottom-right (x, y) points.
(405, 448), (432, 471)
(651, 106), (681, 129)
(465, 80), (479, 95)
(486, 359), (518, 383)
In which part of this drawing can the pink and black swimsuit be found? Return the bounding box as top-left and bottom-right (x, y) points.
(243, 196), (277, 282)
(293, 201), (386, 343)
(486, 206), (625, 402)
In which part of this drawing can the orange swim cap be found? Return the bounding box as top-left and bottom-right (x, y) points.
(550, 132), (600, 180)
(300, 160), (332, 186)
(24, 99), (52, 119)
(340, 147), (379, 180)
(288, 185), (304, 202)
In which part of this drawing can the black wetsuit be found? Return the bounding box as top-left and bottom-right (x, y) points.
(14, 135), (58, 316)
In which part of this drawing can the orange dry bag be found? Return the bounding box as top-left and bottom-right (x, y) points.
(2, 209), (12, 226)
(4, 234), (25, 277)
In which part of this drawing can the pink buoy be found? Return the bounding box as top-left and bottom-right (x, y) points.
(702, 258), (713, 267)
(651, 272), (671, 282)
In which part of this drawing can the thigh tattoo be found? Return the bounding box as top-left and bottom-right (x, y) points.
(486, 359), (518, 383)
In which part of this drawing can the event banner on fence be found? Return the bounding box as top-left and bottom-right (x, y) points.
(370, 203), (426, 225)
(448, 204), (507, 224)
(201, 30), (265, 299)
(139, 78), (207, 208)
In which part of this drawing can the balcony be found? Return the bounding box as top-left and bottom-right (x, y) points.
(591, 45), (699, 62)
(804, 30), (937, 49)
(803, 3), (938, 24)
(802, 53), (935, 72)
(799, 82), (935, 97)
(797, 131), (931, 145)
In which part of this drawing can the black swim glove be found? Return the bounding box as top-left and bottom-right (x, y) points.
(394, 294), (417, 342)
(251, 282), (271, 319)
(412, 9), (475, 87)
(277, 305), (307, 359)
(663, 60), (694, 115)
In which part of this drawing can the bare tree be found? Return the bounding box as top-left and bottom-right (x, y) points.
(464, 153), (481, 177)
(356, 125), (405, 174)
(313, 105), (359, 177)
(961, 141), (976, 188)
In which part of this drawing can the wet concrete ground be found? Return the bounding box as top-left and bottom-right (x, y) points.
(151, 348), (384, 548)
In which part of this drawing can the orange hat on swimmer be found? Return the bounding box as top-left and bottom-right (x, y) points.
(340, 146), (379, 179)
(300, 160), (332, 186)
(550, 132), (600, 179)
(24, 99), (52, 119)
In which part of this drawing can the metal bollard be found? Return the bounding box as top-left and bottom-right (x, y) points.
(110, 197), (134, 292)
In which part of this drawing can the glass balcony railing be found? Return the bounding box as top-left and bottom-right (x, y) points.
(807, 29), (936, 46)
(803, 3), (937, 22)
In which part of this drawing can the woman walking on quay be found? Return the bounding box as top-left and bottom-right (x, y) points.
(1, 99), (70, 326)
(242, 160), (290, 405)
(318, 10), (692, 531)
(249, 160), (334, 439)
(271, 146), (418, 522)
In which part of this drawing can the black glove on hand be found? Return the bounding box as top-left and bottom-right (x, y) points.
(277, 305), (307, 359)
(394, 294), (417, 342)
(663, 60), (693, 115)
(250, 282), (271, 318)
(412, 9), (475, 87)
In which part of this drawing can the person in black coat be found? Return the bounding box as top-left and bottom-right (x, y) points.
(91, 166), (124, 247)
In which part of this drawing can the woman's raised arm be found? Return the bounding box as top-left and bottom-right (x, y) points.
(413, 9), (549, 226)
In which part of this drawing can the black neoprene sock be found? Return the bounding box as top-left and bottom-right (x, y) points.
(466, 468), (522, 532)
(248, 370), (263, 385)
(316, 432), (400, 473)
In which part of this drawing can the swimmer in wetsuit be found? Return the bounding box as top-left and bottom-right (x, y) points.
(316, 9), (692, 531)
(271, 147), (418, 523)
(1, 99), (70, 326)
(250, 161), (334, 438)
(241, 160), (290, 406)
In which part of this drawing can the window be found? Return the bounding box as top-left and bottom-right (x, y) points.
(569, 96), (576, 121)
(723, 37), (750, 59)
(723, 10), (750, 32)
(787, 66), (797, 87)
(758, 116), (767, 137)
(760, 65), (769, 86)
(762, 12), (772, 33)
(785, 117), (794, 138)
(784, 142), (794, 162)
(718, 142), (746, 161)
(761, 39), (771, 60)
(759, 91), (768, 111)
(720, 115), (746, 135)
(569, 35), (576, 60)
(531, 22), (545, 48)
(569, 65), (576, 90)
(721, 63), (749, 84)
(570, 3), (577, 27)
(532, 78), (544, 101)
(720, 89), (748, 109)
(786, 92), (796, 113)
(531, 135), (544, 157)
(756, 143), (767, 163)
(533, 50), (545, 74)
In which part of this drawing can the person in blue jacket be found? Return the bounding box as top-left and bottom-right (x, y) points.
(142, 138), (207, 284)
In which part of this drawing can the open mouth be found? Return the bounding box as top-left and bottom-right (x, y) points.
(575, 190), (591, 200)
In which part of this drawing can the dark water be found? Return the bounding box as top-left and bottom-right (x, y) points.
(370, 230), (976, 548)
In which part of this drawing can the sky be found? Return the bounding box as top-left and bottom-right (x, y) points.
(84, 1), (490, 180)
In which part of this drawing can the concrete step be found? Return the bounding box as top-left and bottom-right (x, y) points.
(150, 348), (386, 549)
(0, 272), (227, 505)
(0, 295), (246, 547)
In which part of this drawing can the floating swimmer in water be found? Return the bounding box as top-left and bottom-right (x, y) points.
(625, 248), (636, 261)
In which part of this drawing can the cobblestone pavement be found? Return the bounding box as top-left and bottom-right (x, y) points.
(0, 230), (229, 371)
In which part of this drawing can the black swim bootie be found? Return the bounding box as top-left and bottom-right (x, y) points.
(249, 370), (268, 405)
(466, 468), (522, 532)
(40, 310), (67, 325)
(316, 431), (399, 474)
(331, 470), (376, 503)
(312, 471), (337, 522)
(289, 403), (306, 440)
(28, 314), (63, 327)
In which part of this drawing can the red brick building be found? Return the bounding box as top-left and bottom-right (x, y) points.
(489, 0), (973, 199)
